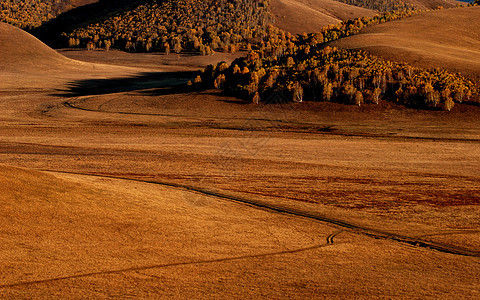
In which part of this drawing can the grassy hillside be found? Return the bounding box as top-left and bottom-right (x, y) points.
(331, 6), (480, 78)
(0, 0), (97, 29)
(0, 21), (139, 76)
(0, 22), (73, 72)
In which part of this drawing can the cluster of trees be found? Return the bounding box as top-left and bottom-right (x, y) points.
(0, 0), (56, 29)
(201, 36), (477, 110)
(0, 0), (96, 29)
(61, 0), (276, 54)
(335, 0), (462, 11)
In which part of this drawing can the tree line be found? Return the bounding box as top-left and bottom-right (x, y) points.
(0, 0), (96, 29)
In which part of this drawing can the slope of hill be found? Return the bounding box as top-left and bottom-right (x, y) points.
(0, 0), (98, 29)
(331, 6), (480, 78)
(0, 21), (142, 89)
(0, 22), (74, 72)
(269, 0), (377, 34)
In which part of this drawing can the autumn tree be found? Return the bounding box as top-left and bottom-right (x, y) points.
(292, 82), (304, 103)
(252, 92), (261, 104)
(323, 82), (333, 101)
(354, 91), (364, 106)
(371, 88), (382, 104)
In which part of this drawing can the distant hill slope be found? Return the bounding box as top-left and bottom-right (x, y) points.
(269, 0), (377, 34)
(0, 21), (135, 75)
(0, 0), (98, 29)
(331, 7), (480, 78)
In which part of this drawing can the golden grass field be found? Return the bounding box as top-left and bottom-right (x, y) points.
(1, 18), (480, 298)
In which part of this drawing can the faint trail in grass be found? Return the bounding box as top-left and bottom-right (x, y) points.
(0, 242), (333, 289)
(42, 170), (480, 258)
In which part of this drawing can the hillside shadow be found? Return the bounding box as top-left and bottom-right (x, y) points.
(55, 71), (197, 97)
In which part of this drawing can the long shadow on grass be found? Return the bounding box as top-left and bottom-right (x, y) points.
(54, 71), (198, 97)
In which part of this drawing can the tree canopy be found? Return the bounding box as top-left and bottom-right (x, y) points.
(0, 0), (96, 29)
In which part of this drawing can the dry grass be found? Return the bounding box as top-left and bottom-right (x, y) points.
(58, 48), (245, 71)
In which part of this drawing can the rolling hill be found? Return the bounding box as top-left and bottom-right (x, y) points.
(0, 21), (144, 92)
(265, 0), (461, 35)
(0, 21), (75, 72)
(403, 0), (462, 9)
(331, 6), (480, 78)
